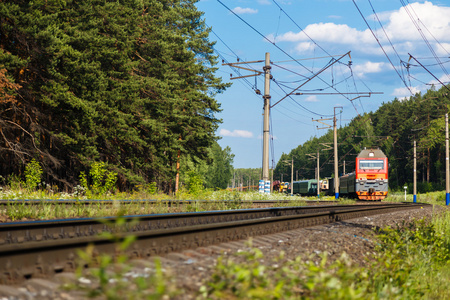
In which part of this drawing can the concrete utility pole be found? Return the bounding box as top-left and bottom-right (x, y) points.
(446, 113), (449, 205)
(334, 107), (342, 199)
(263, 52), (271, 183)
(317, 150), (320, 198)
(221, 54), (271, 191)
(282, 159), (295, 196)
(291, 157), (294, 196)
(271, 166), (274, 193)
(414, 140), (417, 203)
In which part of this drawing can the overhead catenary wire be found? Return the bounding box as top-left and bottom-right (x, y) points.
(271, 0), (334, 58)
(400, 0), (450, 80)
(216, 0), (362, 116)
(270, 0), (374, 115)
(211, 1), (392, 174)
(272, 78), (334, 117)
(367, 0), (403, 64)
(352, 0), (415, 96)
(209, 27), (263, 95)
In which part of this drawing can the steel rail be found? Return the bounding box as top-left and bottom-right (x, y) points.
(0, 204), (394, 245)
(0, 203), (426, 284)
(0, 199), (338, 205)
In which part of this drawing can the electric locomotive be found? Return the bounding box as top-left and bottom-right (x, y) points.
(342, 148), (388, 200)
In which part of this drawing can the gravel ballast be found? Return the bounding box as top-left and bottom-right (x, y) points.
(0, 204), (444, 300)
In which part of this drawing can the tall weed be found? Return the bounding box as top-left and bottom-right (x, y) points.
(24, 159), (43, 191)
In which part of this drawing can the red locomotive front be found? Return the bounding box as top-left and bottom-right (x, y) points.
(355, 148), (388, 200)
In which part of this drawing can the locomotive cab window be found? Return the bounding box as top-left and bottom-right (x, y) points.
(359, 160), (384, 170)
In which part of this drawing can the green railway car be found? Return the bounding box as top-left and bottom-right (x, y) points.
(288, 180), (318, 195)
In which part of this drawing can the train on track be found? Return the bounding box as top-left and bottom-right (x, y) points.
(286, 148), (389, 200)
(289, 180), (318, 196)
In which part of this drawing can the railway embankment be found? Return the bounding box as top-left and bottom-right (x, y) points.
(0, 203), (446, 299)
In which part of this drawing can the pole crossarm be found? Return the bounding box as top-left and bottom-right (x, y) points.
(222, 60), (264, 80)
(312, 118), (332, 130)
(271, 51), (351, 108)
(408, 54), (450, 94)
(223, 54), (271, 183)
(320, 143), (333, 151)
(306, 153), (316, 160)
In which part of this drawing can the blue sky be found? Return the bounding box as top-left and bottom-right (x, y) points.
(196, 0), (450, 169)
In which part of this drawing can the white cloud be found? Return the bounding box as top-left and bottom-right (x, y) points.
(257, 0), (271, 5)
(271, 2), (450, 56)
(305, 95), (319, 102)
(385, 1), (450, 42)
(232, 7), (258, 14)
(436, 43), (450, 56)
(392, 86), (422, 100)
(426, 74), (450, 87)
(352, 61), (387, 77)
(294, 42), (315, 53)
(274, 24), (374, 45)
(220, 129), (254, 138)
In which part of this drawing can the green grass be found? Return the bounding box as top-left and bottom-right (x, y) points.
(200, 205), (450, 299)
(4, 185), (450, 298)
(71, 208), (450, 299)
(0, 186), (342, 221)
(386, 190), (447, 204)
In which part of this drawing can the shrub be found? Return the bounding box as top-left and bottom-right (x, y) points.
(24, 159), (43, 191)
(79, 162), (118, 197)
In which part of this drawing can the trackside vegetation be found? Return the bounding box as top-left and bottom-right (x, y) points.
(0, 0), (230, 193)
(200, 212), (450, 299)
(61, 202), (450, 299)
(275, 85), (450, 193)
(1, 174), (450, 298)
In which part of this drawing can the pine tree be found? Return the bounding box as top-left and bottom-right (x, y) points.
(0, 0), (229, 191)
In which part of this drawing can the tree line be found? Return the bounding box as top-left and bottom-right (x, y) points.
(0, 0), (233, 192)
(274, 86), (450, 193)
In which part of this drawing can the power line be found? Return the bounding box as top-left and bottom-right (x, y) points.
(408, 54), (450, 94)
(400, 0), (450, 80)
(270, 0), (376, 115)
(272, 55), (348, 64)
(272, 78), (334, 117)
(367, 0), (403, 63)
(216, 0), (363, 113)
(352, 0), (414, 96)
(209, 26), (266, 96)
(271, 0), (333, 58)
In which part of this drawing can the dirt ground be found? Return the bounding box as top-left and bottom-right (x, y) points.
(2, 204), (445, 299)
(164, 204), (445, 298)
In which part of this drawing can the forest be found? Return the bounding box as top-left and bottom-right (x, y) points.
(0, 0), (234, 192)
(2, 1), (449, 194)
(274, 85), (450, 193)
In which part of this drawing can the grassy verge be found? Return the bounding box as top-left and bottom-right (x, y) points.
(3, 185), (450, 298)
(0, 187), (339, 221)
(0, 185), (446, 222)
(387, 190), (447, 204)
(68, 206), (450, 299)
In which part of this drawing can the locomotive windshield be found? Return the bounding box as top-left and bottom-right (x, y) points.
(359, 160), (384, 170)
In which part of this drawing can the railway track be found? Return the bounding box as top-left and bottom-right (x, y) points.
(0, 203), (425, 285)
(0, 199), (337, 206)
